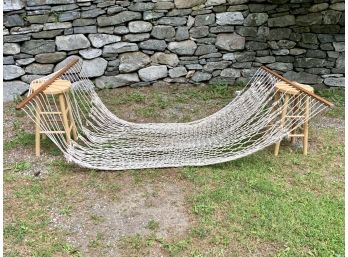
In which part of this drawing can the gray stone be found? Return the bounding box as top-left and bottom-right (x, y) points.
(174, 0), (205, 9)
(187, 16), (195, 29)
(206, 0), (226, 5)
(309, 3), (329, 12)
(79, 48), (102, 59)
(323, 10), (342, 25)
(74, 26), (97, 34)
(290, 48), (306, 55)
(272, 49), (290, 55)
(220, 68), (240, 78)
(151, 26), (175, 39)
(210, 26), (235, 33)
(330, 3), (344, 11)
(176, 27), (190, 41)
(56, 34), (90, 50)
(190, 26), (209, 38)
(158, 17), (187, 26)
(191, 71), (212, 82)
(32, 29), (64, 38)
(204, 61), (231, 72)
(88, 34), (121, 48)
(295, 58), (325, 68)
(268, 15), (295, 27)
(73, 18), (95, 27)
(4, 56), (15, 65)
(97, 11), (142, 27)
(277, 40), (296, 49)
(21, 40), (56, 55)
(3, 81), (29, 102)
(151, 53), (179, 67)
(81, 8), (105, 18)
(310, 25), (340, 34)
(128, 2), (154, 11)
(16, 58), (36, 66)
(333, 42), (344, 52)
(306, 50), (326, 58)
(3, 65), (25, 80)
(139, 40), (167, 51)
(27, 0), (75, 6)
(4, 14), (25, 27)
(169, 67), (187, 78)
(138, 65), (168, 81)
(266, 62), (293, 72)
(59, 11), (80, 22)
(119, 52), (151, 72)
(124, 33), (150, 42)
(4, 43), (20, 55)
(244, 13), (268, 26)
(323, 77), (345, 87)
(227, 4), (248, 11)
(255, 56), (276, 63)
(128, 21), (152, 33)
(4, 0), (24, 11)
(52, 4), (79, 12)
(80, 58), (108, 77)
(195, 45), (218, 56)
(43, 22), (72, 30)
(103, 42), (139, 54)
(114, 26), (129, 35)
(234, 51), (256, 62)
(26, 14), (49, 24)
(216, 33), (245, 51)
(143, 11), (165, 21)
(269, 28), (292, 40)
(296, 13), (322, 26)
(25, 63), (54, 75)
(167, 9), (192, 17)
(95, 74), (140, 89)
(249, 3), (276, 12)
(222, 53), (235, 61)
(302, 33), (318, 44)
(306, 68), (330, 75)
(168, 40), (197, 55)
(35, 52), (67, 63)
(237, 27), (258, 37)
(194, 14), (216, 26)
(283, 71), (323, 84)
(54, 55), (83, 72)
(216, 12), (244, 25)
(155, 1), (174, 10)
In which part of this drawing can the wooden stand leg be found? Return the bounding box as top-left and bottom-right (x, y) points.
(274, 94), (289, 156)
(65, 96), (78, 140)
(58, 94), (71, 144)
(303, 96), (310, 155)
(35, 106), (41, 157)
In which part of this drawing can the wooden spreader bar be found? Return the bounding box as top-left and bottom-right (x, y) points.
(261, 66), (334, 107)
(15, 58), (79, 110)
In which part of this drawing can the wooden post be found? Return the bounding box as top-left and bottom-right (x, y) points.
(303, 96), (310, 155)
(274, 94), (289, 156)
(58, 94), (71, 144)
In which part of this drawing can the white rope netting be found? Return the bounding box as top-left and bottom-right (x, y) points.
(20, 60), (328, 170)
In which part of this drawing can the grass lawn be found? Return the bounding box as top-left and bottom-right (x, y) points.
(3, 83), (344, 257)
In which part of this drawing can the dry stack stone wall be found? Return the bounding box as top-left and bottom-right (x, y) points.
(3, 0), (345, 100)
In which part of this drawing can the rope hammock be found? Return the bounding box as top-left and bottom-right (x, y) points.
(16, 59), (333, 170)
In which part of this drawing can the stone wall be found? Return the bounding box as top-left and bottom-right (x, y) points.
(3, 0), (345, 100)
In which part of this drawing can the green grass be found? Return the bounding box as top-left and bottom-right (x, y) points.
(4, 85), (344, 257)
(317, 88), (344, 118)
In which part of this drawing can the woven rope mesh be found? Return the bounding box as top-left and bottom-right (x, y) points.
(21, 60), (328, 170)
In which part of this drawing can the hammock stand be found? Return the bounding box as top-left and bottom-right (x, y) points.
(16, 58), (333, 170)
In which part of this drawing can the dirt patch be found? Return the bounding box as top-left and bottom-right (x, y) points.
(50, 175), (190, 257)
